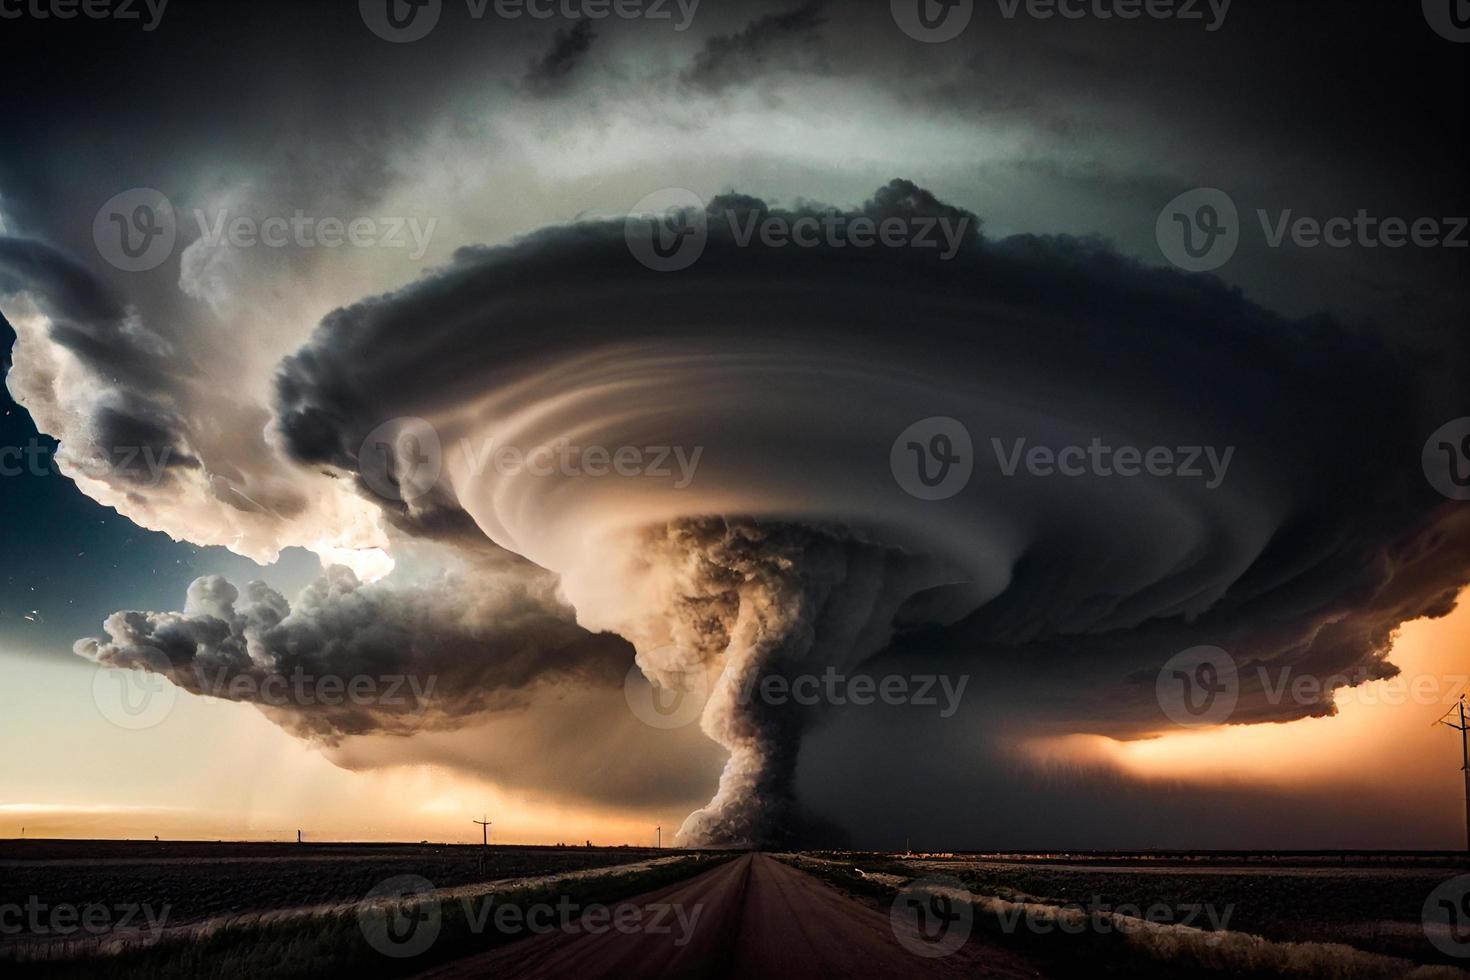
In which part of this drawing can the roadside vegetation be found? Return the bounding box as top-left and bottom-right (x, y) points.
(778, 853), (1470, 980)
(7, 852), (735, 980)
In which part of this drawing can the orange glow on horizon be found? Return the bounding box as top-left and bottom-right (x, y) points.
(1020, 588), (1470, 807)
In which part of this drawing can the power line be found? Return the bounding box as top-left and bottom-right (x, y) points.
(1435, 695), (1470, 854)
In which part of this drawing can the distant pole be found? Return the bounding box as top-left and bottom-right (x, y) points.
(1438, 695), (1470, 854)
(657, 825), (661, 849)
(473, 817), (492, 873)
(297, 830), (302, 845)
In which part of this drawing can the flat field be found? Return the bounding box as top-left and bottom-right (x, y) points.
(0, 840), (675, 937)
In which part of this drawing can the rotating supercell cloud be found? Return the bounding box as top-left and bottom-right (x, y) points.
(1, 0), (1467, 851)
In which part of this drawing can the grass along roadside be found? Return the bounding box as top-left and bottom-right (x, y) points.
(8, 852), (737, 980)
(774, 853), (1470, 980)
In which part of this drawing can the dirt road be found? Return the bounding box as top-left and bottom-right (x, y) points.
(418, 852), (1044, 979)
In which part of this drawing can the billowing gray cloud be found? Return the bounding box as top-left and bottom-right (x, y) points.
(0, 237), (200, 489)
(76, 557), (631, 745)
(525, 20), (599, 95)
(681, 0), (828, 91)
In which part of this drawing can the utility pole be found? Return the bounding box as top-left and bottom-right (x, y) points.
(657, 825), (661, 849)
(1437, 695), (1470, 854)
(473, 817), (492, 874)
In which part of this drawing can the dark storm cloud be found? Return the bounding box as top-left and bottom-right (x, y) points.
(525, 19), (598, 94)
(680, 0), (827, 91)
(263, 178), (1469, 844)
(77, 558), (632, 745)
(0, 238), (125, 327)
(799, 703), (1463, 851)
(0, 237), (200, 486)
(273, 178), (981, 470)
